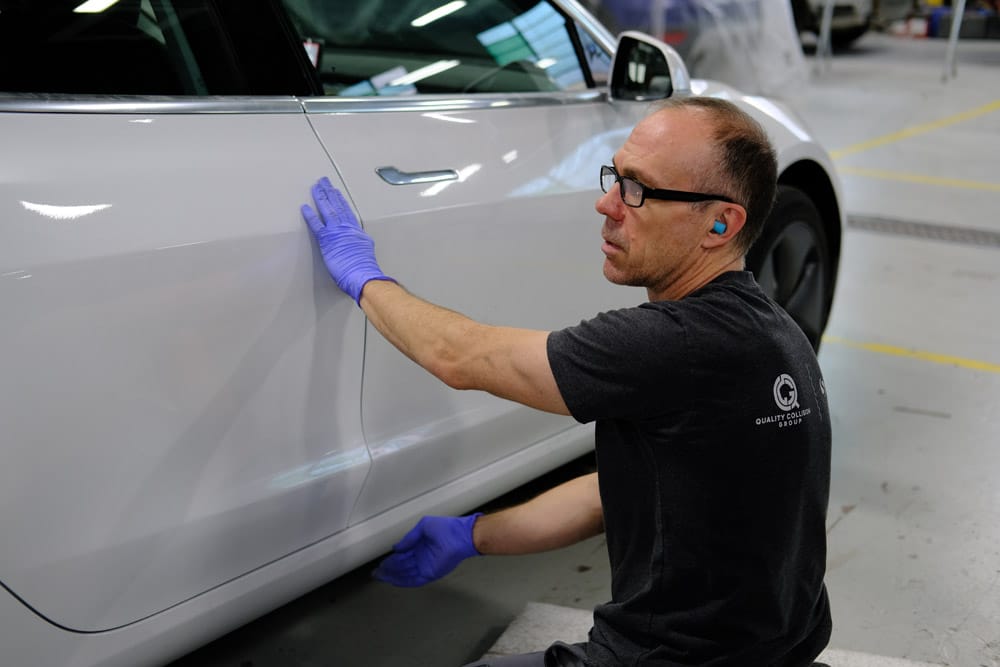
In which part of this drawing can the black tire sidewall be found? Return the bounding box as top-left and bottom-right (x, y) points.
(746, 185), (832, 348)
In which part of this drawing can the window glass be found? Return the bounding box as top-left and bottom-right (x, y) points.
(577, 25), (611, 86)
(280, 0), (589, 96)
(0, 0), (244, 95)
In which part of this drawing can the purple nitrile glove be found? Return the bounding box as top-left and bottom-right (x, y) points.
(372, 513), (483, 587)
(301, 177), (395, 304)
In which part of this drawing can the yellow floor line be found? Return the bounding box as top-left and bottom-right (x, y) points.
(837, 166), (1000, 192)
(823, 335), (1000, 374)
(830, 99), (1000, 160)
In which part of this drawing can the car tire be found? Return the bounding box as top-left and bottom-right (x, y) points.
(746, 185), (832, 351)
(831, 24), (870, 48)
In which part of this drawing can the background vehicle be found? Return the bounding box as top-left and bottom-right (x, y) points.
(588, 0), (809, 92)
(593, 0), (914, 58)
(0, 1), (842, 665)
(794, 0), (912, 47)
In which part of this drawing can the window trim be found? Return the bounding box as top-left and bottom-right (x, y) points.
(0, 89), (608, 115)
(0, 95), (305, 114)
(300, 89), (605, 114)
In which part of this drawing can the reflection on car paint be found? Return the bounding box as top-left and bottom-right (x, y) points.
(20, 200), (112, 220)
(270, 446), (371, 491)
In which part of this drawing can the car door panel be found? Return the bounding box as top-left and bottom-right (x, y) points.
(306, 98), (647, 522)
(0, 109), (369, 631)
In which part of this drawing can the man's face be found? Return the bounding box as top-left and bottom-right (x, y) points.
(595, 108), (719, 299)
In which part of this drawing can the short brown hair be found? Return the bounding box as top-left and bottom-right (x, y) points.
(652, 97), (778, 253)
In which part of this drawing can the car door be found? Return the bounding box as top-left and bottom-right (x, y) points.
(0, 0), (370, 632)
(281, 0), (650, 520)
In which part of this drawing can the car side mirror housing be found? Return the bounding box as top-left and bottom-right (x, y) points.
(609, 31), (691, 101)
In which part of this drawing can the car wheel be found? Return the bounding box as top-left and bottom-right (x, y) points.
(746, 185), (832, 351)
(831, 24), (870, 48)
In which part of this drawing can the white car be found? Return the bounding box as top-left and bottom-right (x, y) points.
(797, 0), (912, 46)
(0, 1), (843, 665)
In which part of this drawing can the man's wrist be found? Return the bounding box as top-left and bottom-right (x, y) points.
(357, 275), (398, 306)
(464, 512), (484, 556)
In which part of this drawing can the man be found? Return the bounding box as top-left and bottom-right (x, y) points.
(301, 97), (832, 666)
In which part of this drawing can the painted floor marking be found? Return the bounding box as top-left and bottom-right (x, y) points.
(830, 99), (1000, 160)
(838, 166), (1000, 193)
(823, 336), (1000, 374)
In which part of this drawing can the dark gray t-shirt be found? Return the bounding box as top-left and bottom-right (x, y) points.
(547, 271), (831, 666)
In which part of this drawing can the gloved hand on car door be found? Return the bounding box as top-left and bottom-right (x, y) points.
(300, 176), (395, 304)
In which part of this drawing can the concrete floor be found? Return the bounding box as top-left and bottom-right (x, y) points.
(170, 32), (1000, 667)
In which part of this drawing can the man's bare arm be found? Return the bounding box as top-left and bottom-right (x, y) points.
(473, 472), (604, 555)
(360, 279), (570, 416)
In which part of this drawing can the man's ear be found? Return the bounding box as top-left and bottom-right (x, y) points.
(702, 203), (747, 249)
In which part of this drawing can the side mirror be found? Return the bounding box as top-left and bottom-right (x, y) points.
(609, 31), (691, 101)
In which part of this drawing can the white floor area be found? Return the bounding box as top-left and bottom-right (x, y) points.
(485, 602), (945, 666)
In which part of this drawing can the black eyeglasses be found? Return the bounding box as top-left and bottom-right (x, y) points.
(600, 165), (736, 208)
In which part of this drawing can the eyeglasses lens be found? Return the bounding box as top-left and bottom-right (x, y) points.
(621, 179), (642, 207)
(600, 168), (616, 195)
(600, 166), (643, 207)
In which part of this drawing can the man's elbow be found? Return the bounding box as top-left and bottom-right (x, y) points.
(425, 352), (476, 391)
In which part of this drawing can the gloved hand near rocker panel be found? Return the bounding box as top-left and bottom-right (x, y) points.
(372, 513), (483, 587)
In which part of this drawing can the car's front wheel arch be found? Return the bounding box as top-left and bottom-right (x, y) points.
(746, 184), (835, 351)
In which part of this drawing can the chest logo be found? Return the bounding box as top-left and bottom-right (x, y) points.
(773, 373), (799, 411)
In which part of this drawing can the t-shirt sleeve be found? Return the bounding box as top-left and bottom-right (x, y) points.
(546, 305), (689, 423)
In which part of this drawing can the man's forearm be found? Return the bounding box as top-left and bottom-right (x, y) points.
(359, 279), (481, 389)
(359, 279), (570, 415)
(473, 473), (604, 555)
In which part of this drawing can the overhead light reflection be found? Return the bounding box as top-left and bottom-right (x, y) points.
(502, 150), (518, 164)
(21, 201), (111, 220)
(74, 0), (121, 13)
(422, 112), (476, 124)
(420, 163), (481, 197)
(155, 241), (205, 251)
(390, 60), (460, 86)
(536, 58), (557, 69)
(270, 447), (370, 490)
(411, 1), (467, 27)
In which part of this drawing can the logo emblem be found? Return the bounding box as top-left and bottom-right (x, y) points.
(773, 374), (799, 412)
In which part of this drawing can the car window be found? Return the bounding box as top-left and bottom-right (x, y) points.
(280, 0), (591, 96)
(0, 0), (245, 95)
(577, 24), (611, 86)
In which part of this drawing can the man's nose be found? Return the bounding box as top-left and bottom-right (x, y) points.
(595, 187), (624, 220)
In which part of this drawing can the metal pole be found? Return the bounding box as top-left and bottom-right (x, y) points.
(816, 0), (836, 73)
(943, 0), (968, 81)
(650, 0), (667, 43)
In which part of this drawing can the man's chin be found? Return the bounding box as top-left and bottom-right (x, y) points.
(603, 263), (635, 286)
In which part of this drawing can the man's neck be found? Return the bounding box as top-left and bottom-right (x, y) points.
(646, 255), (745, 302)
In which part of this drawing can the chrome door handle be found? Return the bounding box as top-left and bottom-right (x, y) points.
(376, 166), (459, 186)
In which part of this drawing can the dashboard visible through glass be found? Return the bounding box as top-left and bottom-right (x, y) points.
(280, 0), (595, 96)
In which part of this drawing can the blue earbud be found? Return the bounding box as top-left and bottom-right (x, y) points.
(712, 220), (727, 235)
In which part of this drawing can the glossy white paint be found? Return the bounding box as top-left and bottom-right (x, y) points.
(0, 421), (596, 667)
(0, 112), (371, 631)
